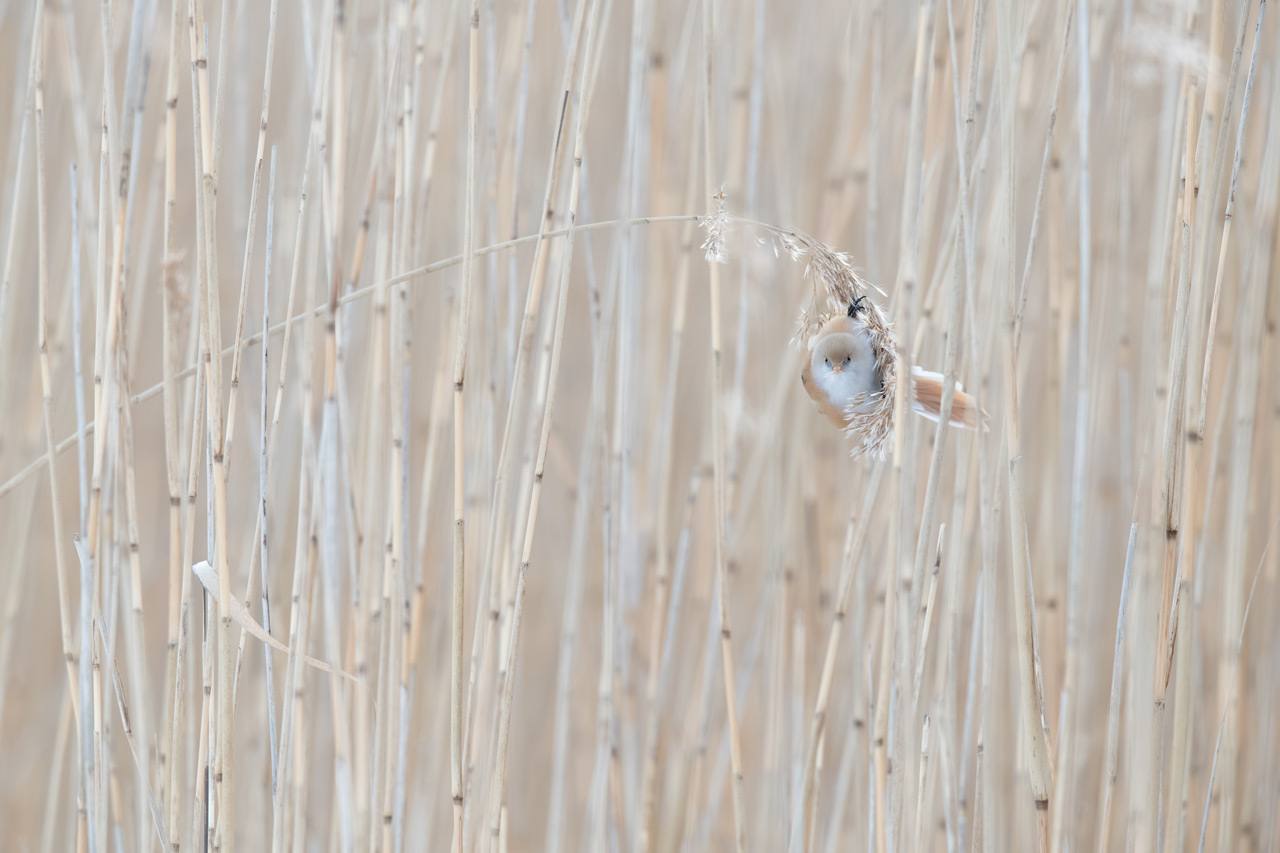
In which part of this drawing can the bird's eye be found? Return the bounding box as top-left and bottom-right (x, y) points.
(843, 356), (851, 367)
(824, 358), (831, 367)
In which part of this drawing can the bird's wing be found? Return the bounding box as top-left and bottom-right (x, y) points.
(911, 367), (986, 430)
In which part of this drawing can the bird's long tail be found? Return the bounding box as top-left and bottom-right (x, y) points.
(911, 367), (986, 430)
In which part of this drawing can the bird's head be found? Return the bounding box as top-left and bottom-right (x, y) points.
(814, 333), (858, 375)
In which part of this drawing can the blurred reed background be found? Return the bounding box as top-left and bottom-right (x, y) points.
(0, 0), (1278, 850)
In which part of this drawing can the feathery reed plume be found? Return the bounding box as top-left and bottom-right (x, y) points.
(785, 231), (897, 458)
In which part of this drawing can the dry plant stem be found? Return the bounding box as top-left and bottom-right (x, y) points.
(973, 435), (998, 853)
(82, 83), (118, 853)
(903, 0), (982, 774)
(933, 6), (987, 846)
(260, 150), (280, 795)
(0, 481), (36, 747)
(500, 0), (541, 369)
(726, 0), (764, 504)
(791, 465), (885, 853)
(1050, 2), (1093, 848)
(1212, 57), (1275, 849)
(702, 1), (747, 850)
(267, 104), (326, 853)
(1197, 522), (1278, 852)
(636, 135), (702, 853)
(225, 128), (293, 758)
(384, 25), (418, 848)
(695, 568), (776, 848)
(450, 1), (481, 849)
(875, 4), (935, 850)
(1014, 2), (1075, 353)
(1152, 76), (1198, 716)
(1155, 20), (1218, 702)
(457, 7), (588, 829)
(590, 0), (653, 833)
(463, 0), (591, 792)
(184, 1), (236, 844)
(1197, 0), (1267, 439)
(916, 0), (972, 666)
(542, 66), (626, 853)
(672, 521), (716, 841)
(117, 330), (156, 846)
(1160, 87), (1202, 853)
(871, 530), (895, 853)
(0, 212), (714, 504)
(1165, 28), (1271, 830)
(32, 0), (79, 730)
(543, 327), (611, 853)
(38, 692), (74, 851)
(190, 517), (213, 850)
(158, 0), (188, 838)
(272, 229), (327, 853)
(223, 0), (281, 458)
(170, 359), (206, 849)
(314, 7), (363, 843)
(996, 0), (1053, 840)
(250, 52), (333, 820)
(0, 6), (37, 351)
(1094, 522), (1136, 850)
(275, 6), (343, 845)
(819, 684), (864, 853)
(1166, 27), (1257, 827)
(32, 19), (100, 847)
(70, 161), (88, 535)
(486, 0), (603, 842)
(411, 335), (450, 659)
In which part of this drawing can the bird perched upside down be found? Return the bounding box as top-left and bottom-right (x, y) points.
(801, 297), (983, 433)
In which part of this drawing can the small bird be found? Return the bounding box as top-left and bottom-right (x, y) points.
(801, 297), (982, 433)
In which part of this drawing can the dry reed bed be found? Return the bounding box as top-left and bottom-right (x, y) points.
(1, 0), (1278, 850)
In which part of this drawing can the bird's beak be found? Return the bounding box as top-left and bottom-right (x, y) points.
(830, 364), (844, 374)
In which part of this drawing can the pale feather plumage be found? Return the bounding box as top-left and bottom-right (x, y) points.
(801, 305), (984, 446)
(799, 305), (897, 457)
(800, 314), (881, 426)
(909, 367), (983, 429)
